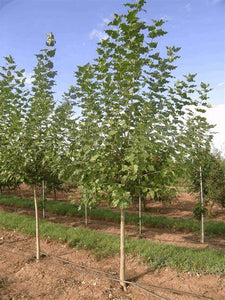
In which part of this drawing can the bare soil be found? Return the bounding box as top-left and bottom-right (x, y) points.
(0, 230), (224, 300)
(1, 185), (225, 299)
(1, 205), (225, 251)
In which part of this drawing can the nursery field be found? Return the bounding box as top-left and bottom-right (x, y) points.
(0, 185), (225, 250)
(0, 197), (225, 250)
(2, 184), (225, 221)
(1, 1), (224, 298)
(0, 186), (225, 299)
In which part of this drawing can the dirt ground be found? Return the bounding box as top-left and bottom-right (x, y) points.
(1, 205), (225, 251)
(0, 230), (224, 300)
(1, 185), (225, 299)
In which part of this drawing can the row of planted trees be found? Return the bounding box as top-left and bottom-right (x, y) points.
(0, 0), (216, 290)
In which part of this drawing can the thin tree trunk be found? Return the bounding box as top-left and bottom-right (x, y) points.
(200, 166), (204, 244)
(209, 200), (215, 216)
(120, 208), (127, 291)
(139, 193), (142, 238)
(85, 204), (88, 226)
(34, 185), (40, 260)
(143, 197), (146, 212)
(42, 179), (45, 219)
(53, 187), (57, 201)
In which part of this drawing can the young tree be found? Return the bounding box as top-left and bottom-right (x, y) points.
(20, 32), (57, 259)
(191, 152), (225, 211)
(71, 0), (213, 290)
(205, 152), (225, 210)
(183, 94), (214, 243)
(47, 95), (77, 202)
(63, 64), (103, 225)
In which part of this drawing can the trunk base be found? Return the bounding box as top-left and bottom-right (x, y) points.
(120, 283), (127, 292)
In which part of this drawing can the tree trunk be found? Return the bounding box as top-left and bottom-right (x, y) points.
(200, 166), (204, 244)
(85, 204), (88, 226)
(209, 200), (215, 216)
(139, 193), (142, 238)
(34, 185), (40, 260)
(53, 187), (57, 201)
(143, 197), (146, 212)
(120, 208), (127, 291)
(42, 180), (45, 218)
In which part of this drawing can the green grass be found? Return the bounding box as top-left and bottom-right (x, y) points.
(0, 194), (225, 237)
(0, 210), (225, 275)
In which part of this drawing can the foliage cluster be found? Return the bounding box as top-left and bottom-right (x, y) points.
(0, 0), (214, 210)
(0, 33), (74, 195)
(192, 201), (208, 221)
(62, 0), (214, 210)
(188, 152), (225, 212)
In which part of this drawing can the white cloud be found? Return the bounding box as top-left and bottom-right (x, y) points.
(211, 0), (225, 5)
(205, 104), (225, 155)
(217, 82), (225, 87)
(159, 14), (172, 21)
(25, 72), (34, 85)
(185, 3), (191, 12)
(89, 16), (110, 41)
(102, 18), (110, 25)
(89, 29), (108, 41)
(211, 0), (224, 4)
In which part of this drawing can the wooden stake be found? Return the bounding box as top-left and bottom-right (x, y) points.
(139, 193), (142, 238)
(34, 185), (40, 260)
(120, 208), (127, 291)
(85, 204), (88, 226)
(42, 179), (45, 219)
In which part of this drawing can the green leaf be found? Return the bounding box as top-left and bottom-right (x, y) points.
(149, 190), (155, 199)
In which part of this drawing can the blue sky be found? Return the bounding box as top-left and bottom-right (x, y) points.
(0, 0), (225, 152)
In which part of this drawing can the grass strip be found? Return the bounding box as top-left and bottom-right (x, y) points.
(0, 211), (225, 275)
(0, 194), (224, 237)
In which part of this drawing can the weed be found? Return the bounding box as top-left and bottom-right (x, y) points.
(0, 278), (8, 288)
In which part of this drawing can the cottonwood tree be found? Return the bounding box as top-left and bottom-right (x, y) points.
(189, 150), (225, 212)
(47, 95), (77, 201)
(20, 32), (57, 259)
(0, 56), (28, 190)
(204, 152), (225, 210)
(71, 0), (213, 289)
(182, 89), (214, 243)
(63, 65), (103, 225)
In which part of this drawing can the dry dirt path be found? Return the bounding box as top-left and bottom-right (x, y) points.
(1, 205), (225, 250)
(0, 230), (225, 300)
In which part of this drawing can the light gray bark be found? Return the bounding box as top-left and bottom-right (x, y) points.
(200, 166), (204, 244)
